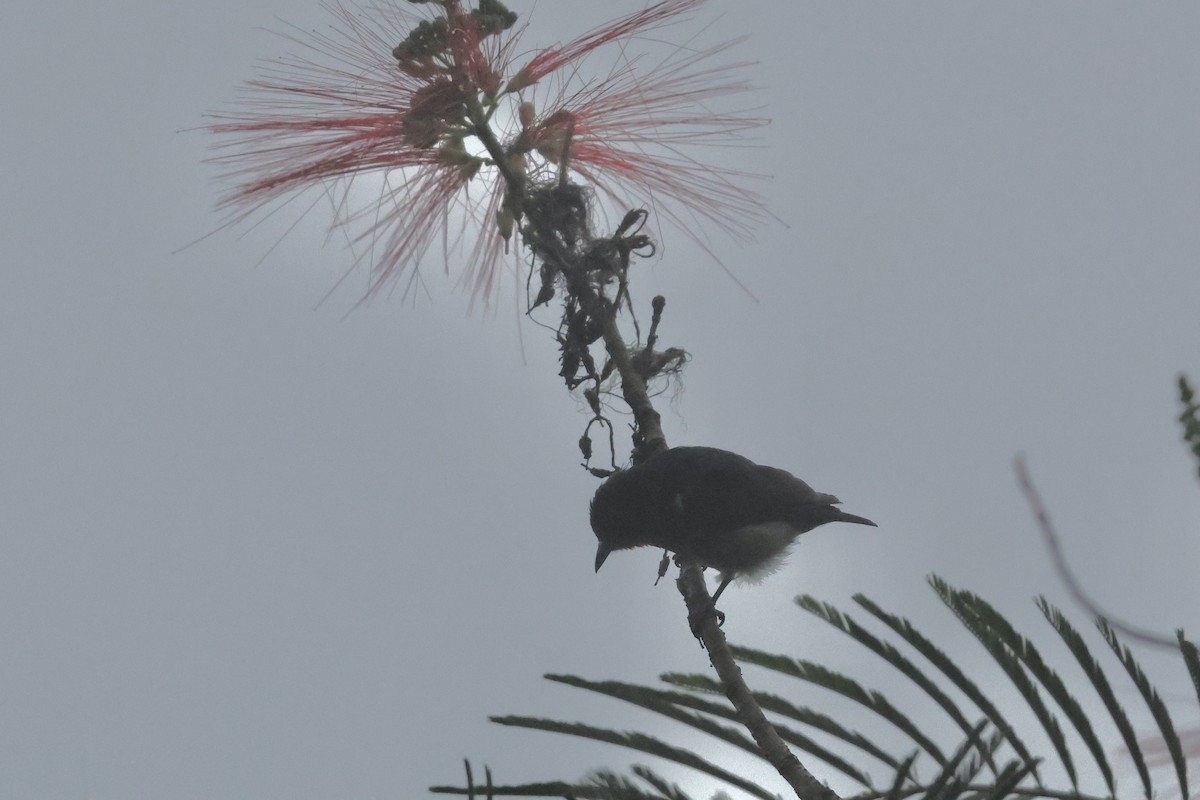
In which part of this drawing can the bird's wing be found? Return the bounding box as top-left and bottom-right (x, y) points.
(661, 449), (832, 532)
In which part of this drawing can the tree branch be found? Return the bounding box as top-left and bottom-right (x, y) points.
(1015, 455), (1180, 649)
(480, 89), (833, 798)
(679, 565), (840, 800)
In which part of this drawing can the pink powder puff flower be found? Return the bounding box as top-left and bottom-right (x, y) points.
(208, 0), (766, 305)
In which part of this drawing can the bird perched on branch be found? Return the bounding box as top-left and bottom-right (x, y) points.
(591, 446), (876, 626)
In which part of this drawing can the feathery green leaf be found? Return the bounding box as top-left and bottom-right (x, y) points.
(922, 719), (990, 800)
(1099, 619), (1188, 799)
(487, 716), (777, 800)
(543, 675), (761, 759)
(662, 672), (901, 773)
(430, 778), (586, 797)
(730, 644), (947, 765)
(797, 594), (1000, 777)
(1178, 630), (1200, 708)
(854, 588), (1041, 781)
(547, 673), (872, 784)
(880, 752), (919, 800)
(931, 581), (1076, 789)
(1177, 374), (1200, 479)
(629, 766), (695, 800)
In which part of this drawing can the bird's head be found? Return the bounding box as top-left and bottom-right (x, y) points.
(590, 467), (661, 572)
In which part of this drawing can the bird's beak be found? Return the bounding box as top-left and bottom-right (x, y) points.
(594, 542), (613, 572)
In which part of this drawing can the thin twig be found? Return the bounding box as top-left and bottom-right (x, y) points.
(1015, 455), (1179, 649)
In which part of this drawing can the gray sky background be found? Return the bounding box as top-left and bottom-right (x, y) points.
(2, 1), (1198, 798)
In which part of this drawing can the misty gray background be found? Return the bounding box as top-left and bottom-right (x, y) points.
(2, 1), (1198, 798)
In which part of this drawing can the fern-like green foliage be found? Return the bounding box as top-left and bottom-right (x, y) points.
(433, 577), (1197, 800)
(1179, 374), (1200, 480)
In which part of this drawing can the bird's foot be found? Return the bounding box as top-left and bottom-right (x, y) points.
(688, 603), (725, 637)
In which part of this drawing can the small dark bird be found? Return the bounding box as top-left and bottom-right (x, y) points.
(591, 447), (876, 621)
